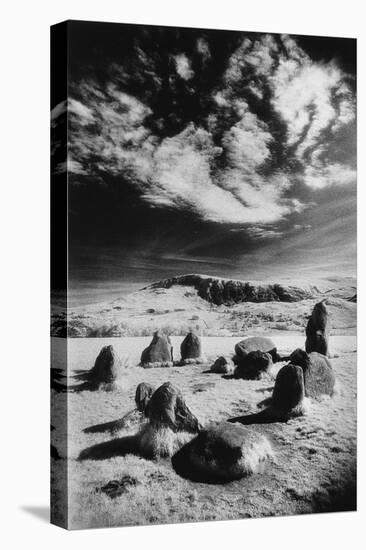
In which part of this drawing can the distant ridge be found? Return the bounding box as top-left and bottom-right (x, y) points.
(144, 274), (317, 305)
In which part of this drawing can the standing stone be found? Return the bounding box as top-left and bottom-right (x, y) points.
(305, 301), (330, 356)
(180, 332), (202, 360)
(146, 382), (200, 433)
(271, 364), (305, 418)
(140, 331), (173, 367)
(135, 382), (155, 413)
(90, 345), (121, 387)
(228, 363), (306, 425)
(289, 348), (335, 398)
(137, 382), (200, 458)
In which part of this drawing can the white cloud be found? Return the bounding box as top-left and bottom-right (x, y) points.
(222, 109), (272, 171)
(63, 34), (356, 233)
(304, 162), (356, 189)
(246, 226), (284, 239)
(271, 62), (342, 155)
(196, 38), (211, 62)
(174, 54), (194, 80)
(146, 123), (300, 225)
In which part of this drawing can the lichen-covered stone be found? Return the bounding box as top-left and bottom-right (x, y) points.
(172, 422), (274, 483)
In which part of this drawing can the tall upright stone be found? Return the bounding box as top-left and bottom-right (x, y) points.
(305, 301), (330, 356)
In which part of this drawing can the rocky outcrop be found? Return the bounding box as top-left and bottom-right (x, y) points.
(172, 422), (274, 483)
(147, 274), (315, 305)
(305, 301), (330, 356)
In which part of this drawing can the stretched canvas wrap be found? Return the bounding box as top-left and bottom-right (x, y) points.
(50, 20), (357, 529)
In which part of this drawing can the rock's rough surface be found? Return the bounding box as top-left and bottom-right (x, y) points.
(140, 331), (173, 367)
(289, 349), (335, 398)
(146, 382), (200, 433)
(147, 274), (315, 305)
(172, 421), (274, 483)
(306, 301), (330, 356)
(135, 382), (155, 413)
(89, 345), (122, 387)
(235, 336), (280, 363)
(234, 350), (273, 380)
(271, 364), (305, 417)
(210, 356), (235, 374)
(137, 382), (200, 458)
(180, 332), (202, 360)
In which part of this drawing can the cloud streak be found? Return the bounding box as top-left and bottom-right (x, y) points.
(52, 31), (356, 234)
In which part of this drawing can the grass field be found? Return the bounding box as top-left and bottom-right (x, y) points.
(51, 332), (357, 529)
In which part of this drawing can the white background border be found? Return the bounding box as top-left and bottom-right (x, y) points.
(0, 1), (363, 548)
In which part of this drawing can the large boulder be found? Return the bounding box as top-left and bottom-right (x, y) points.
(140, 331), (173, 367)
(271, 364), (305, 418)
(235, 336), (280, 363)
(135, 382), (155, 413)
(89, 345), (122, 387)
(180, 332), (202, 361)
(289, 348), (335, 398)
(172, 421), (274, 483)
(210, 356), (235, 374)
(234, 350), (273, 380)
(305, 301), (330, 356)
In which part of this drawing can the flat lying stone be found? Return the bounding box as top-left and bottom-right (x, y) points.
(235, 336), (280, 363)
(172, 421), (274, 483)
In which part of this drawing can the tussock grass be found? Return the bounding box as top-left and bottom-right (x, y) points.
(138, 424), (194, 458)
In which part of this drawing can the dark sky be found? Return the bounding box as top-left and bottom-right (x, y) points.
(51, 21), (356, 304)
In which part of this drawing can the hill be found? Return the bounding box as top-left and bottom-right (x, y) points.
(51, 274), (356, 338)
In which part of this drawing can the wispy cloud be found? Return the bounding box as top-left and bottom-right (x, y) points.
(51, 32), (356, 235)
(174, 54), (194, 80)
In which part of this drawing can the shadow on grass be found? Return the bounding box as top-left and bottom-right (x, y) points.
(50, 380), (68, 392)
(83, 409), (142, 434)
(78, 435), (139, 461)
(171, 443), (235, 485)
(312, 478), (357, 513)
(51, 369), (65, 381)
(51, 445), (61, 459)
(67, 381), (99, 392)
(83, 418), (127, 434)
(71, 370), (91, 381)
(228, 408), (288, 425)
